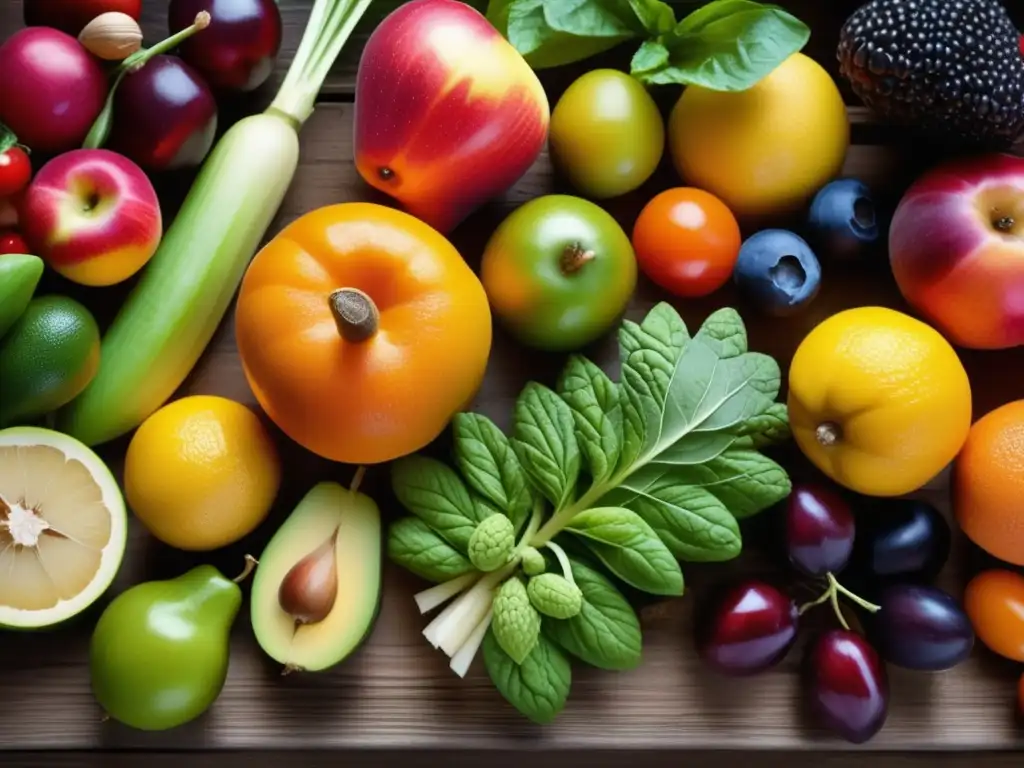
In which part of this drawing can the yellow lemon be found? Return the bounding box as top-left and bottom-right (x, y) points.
(668, 52), (849, 219)
(124, 395), (281, 551)
(788, 307), (972, 497)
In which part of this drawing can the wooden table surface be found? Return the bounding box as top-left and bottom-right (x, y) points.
(3, 0), (1024, 764)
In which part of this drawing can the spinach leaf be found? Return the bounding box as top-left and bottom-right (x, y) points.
(387, 517), (476, 583)
(483, 628), (572, 725)
(390, 455), (486, 553)
(453, 412), (532, 532)
(667, 448), (792, 518)
(558, 355), (622, 485)
(603, 467), (742, 561)
(730, 402), (791, 449)
(568, 507), (684, 596)
(545, 555), (643, 670)
(694, 306), (748, 359)
(632, 0), (811, 90)
(512, 382), (581, 510)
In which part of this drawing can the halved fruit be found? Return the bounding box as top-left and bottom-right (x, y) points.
(0, 426), (128, 630)
(250, 478), (382, 673)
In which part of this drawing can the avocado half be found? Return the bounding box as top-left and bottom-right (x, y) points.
(250, 480), (383, 673)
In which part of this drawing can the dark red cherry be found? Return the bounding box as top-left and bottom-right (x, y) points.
(805, 629), (889, 744)
(696, 580), (799, 676)
(786, 482), (855, 577)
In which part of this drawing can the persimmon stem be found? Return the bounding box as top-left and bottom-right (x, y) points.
(330, 288), (379, 343)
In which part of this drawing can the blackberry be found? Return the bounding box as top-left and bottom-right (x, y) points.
(838, 0), (1024, 150)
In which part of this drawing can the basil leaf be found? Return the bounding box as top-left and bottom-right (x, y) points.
(633, 1), (811, 91)
(390, 456), (487, 553)
(628, 0), (676, 35)
(603, 467), (742, 562)
(631, 39), (670, 74)
(730, 402), (791, 449)
(568, 507), (683, 596)
(545, 555), (642, 670)
(667, 448), (792, 519)
(483, 627), (571, 725)
(453, 412), (532, 532)
(512, 382), (581, 510)
(541, 0), (644, 37)
(387, 517), (475, 583)
(558, 355), (622, 485)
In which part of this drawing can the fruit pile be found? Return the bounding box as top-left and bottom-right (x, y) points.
(3, 0), (1024, 747)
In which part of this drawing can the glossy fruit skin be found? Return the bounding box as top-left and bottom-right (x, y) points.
(965, 570), (1024, 662)
(89, 565), (241, 731)
(0, 230), (29, 256)
(786, 482), (855, 577)
(850, 498), (951, 585)
(889, 153), (1024, 350)
(481, 194), (637, 352)
(107, 55), (219, 172)
(807, 178), (880, 261)
(668, 53), (849, 219)
(867, 584), (974, 671)
(0, 28), (107, 154)
(0, 146), (31, 198)
(353, 0), (550, 234)
(695, 580), (799, 676)
(955, 400), (1024, 566)
(235, 202), (493, 465)
(169, 0), (283, 92)
(0, 254), (44, 340)
(788, 306), (973, 497)
(631, 187), (740, 298)
(23, 0), (142, 35)
(734, 229), (821, 316)
(124, 396), (281, 552)
(0, 296), (101, 428)
(805, 629), (889, 744)
(549, 69), (664, 199)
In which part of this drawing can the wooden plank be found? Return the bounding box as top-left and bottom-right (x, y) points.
(2, 100), (1024, 751)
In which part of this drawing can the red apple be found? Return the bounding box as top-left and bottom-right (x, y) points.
(353, 0), (550, 234)
(21, 149), (162, 287)
(890, 153), (1024, 350)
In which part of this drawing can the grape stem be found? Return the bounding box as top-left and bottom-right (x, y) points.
(798, 572), (881, 630)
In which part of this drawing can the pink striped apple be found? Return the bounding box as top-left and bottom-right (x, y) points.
(21, 149), (162, 287)
(353, 0), (550, 234)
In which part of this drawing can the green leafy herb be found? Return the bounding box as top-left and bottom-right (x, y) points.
(486, 0), (810, 92)
(386, 302), (790, 723)
(483, 629), (572, 725)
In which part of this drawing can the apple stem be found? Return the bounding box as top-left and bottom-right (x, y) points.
(996, 216), (1016, 233)
(81, 12), (212, 152)
(329, 288), (379, 343)
(232, 554), (259, 584)
(560, 244), (596, 274)
(815, 422), (841, 447)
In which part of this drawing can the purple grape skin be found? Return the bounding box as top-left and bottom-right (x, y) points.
(870, 584), (974, 671)
(786, 482), (856, 577)
(806, 629), (889, 744)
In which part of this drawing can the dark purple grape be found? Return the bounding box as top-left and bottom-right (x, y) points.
(805, 629), (889, 744)
(786, 482), (855, 577)
(850, 499), (951, 585)
(867, 584), (974, 671)
(696, 580), (799, 676)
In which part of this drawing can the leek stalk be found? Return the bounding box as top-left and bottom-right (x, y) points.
(59, 0), (376, 446)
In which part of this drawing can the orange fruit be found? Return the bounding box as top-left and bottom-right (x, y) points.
(955, 400), (1024, 566)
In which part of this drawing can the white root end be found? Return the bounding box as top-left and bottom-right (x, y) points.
(415, 571), (480, 615)
(450, 607), (493, 678)
(423, 591), (465, 649)
(437, 576), (500, 657)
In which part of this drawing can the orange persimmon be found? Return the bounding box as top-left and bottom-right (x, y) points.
(234, 202), (493, 465)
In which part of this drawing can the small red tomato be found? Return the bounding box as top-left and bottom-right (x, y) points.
(631, 187), (742, 298)
(0, 146), (31, 198)
(0, 229), (29, 255)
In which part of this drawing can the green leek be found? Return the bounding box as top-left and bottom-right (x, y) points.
(59, 0), (376, 446)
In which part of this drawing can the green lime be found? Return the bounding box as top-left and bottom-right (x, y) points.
(0, 295), (101, 428)
(0, 254), (45, 339)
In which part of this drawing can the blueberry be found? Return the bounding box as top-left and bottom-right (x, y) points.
(807, 179), (880, 261)
(734, 229), (821, 317)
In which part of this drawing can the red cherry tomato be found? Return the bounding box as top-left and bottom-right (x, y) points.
(631, 187), (742, 298)
(0, 229), (29, 255)
(0, 146), (31, 198)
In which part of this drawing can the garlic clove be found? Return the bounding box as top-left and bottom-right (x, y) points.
(78, 12), (144, 61)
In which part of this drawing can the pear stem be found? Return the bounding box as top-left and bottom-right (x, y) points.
(232, 554), (259, 584)
(350, 466), (367, 494)
(329, 288), (379, 343)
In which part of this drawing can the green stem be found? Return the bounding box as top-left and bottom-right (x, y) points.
(544, 541), (575, 584)
(0, 123), (17, 154)
(798, 572), (881, 630)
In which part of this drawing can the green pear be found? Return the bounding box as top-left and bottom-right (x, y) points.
(89, 557), (256, 731)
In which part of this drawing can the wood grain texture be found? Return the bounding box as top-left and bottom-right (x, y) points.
(3, 0), (1024, 758)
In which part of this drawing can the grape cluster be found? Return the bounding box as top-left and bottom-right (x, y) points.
(694, 481), (974, 744)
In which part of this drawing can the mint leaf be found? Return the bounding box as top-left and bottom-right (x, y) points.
(483, 628), (571, 725)
(545, 555), (642, 670)
(391, 456), (488, 553)
(731, 402), (791, 449)
(453, 413), (532, 533)
(512, 382), (581, 510)
(633, 1), (811, 91)
(568, 507), (683, 596)
(387, 517), (475, 583)
(603, 466), (742, 561)
(628, 0), (676, 35)
(558, 355), (622, 485)
(668, 448), (792, 519)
